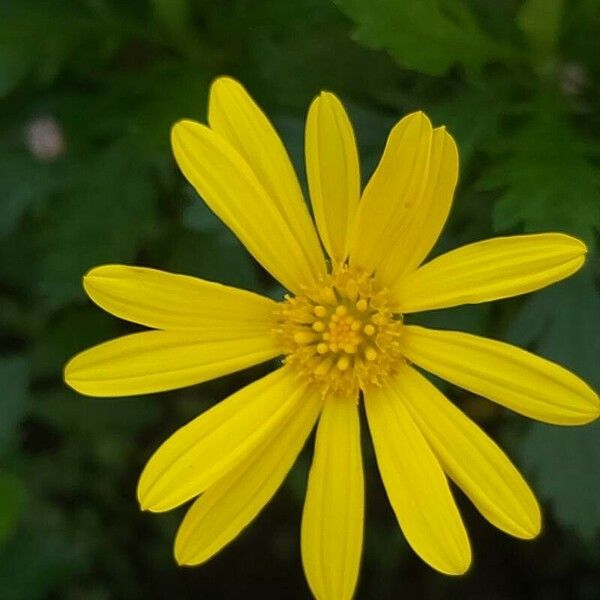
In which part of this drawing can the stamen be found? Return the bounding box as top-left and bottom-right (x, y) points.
(314, 305), (327, 318)
(317, 342), (329, 355)
(275, 264), (404, 397)
(335, 305), (348, 317)
(293, 331), (317, 344)
(336, 356), (350, 371)
(365, 346), (378, 361)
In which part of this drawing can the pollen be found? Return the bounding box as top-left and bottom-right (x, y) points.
(274, 264), (404, 397)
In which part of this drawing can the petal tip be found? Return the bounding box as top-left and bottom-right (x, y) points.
(210, 75), (241, 93)
(438, 533), (472, 576)
(173, 549), (188, 567)
(396, 110), (433, 139)
(82, 272), (99, 292)
(550, 232), (588, 257)
(516, 501), (543, 540)
(445, 550), (472, 576)
(173, 535), (190, 566)
(173, 535), (204, 567)
(137, 492), (155, 513)
(573, 392), (600, 424)
(318, 89), (337, 103)
(587, 397), (600, 421)
(434, 551), (471, 577)
(136, 477), (153, 511)
(170, 121), (185, 146)
(561, 233), (588, 257)
(170, 118), (199, 142)
(409, 110), (431, 125)
(83, 264), (122, 281)
(139, 500), (166, 513)
(63, 359), (83, 393)
(521, 522), (542, 540)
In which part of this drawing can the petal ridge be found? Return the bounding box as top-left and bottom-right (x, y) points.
(401, 325), (600, 424)
(83, 264), (277, 334)
(364, 383), (471, 575)
(395, 233), (587, 312)
(301, 396), (364, 600)
(208, 76), (326, 286)
(172, 119), (323, 293)
(64, 330), (280, 397)
(137, 367), (307, 512)
(175, 387), (323, 565)
(395, 364), (541, 539)
(305, 91), (360, 261)
(348, 111), (433, 280)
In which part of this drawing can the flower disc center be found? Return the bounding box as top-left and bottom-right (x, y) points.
(275, 265), (404, 397)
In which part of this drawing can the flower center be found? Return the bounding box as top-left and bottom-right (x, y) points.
(274, 265), (404, 397)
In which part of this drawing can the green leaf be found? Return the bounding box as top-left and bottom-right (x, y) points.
(518, 0), (564, 56)
(519, 421), (600, 541)
(0, 519), (80, 600)
(32, 388), (160, 441)
(0, 44), (33, 98)
(0, 1), (97, 95)
(0, 357), (28, 455)
(408, 304), (490, 336)
(507, 270), (600, 539)
(29, 307), (116, 380)
(335, 0), (503, 76)
(38, 142), (158, 309)
(181, 191), (222, 233)
(0, 472), (25, 547)
(0, 151), (55, 239)
(0, 224), (40, 295)
(426, 86), (502, 169)
(163, 228), (262, 293)
(482, 103), (600, 249)
(152, 0), (194, 44)
(337, 105), (395, 183)
(111, 63), (209, 155)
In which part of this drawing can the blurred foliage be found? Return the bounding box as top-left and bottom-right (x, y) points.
(0, 0), (599, 598)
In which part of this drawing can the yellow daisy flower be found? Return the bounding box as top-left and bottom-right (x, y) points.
(64, 77), (599, 600)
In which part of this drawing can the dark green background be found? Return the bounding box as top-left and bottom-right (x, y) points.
(1, 1), (599, 598)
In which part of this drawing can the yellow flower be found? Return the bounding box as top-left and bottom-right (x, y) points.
(64, 77), (599, 600)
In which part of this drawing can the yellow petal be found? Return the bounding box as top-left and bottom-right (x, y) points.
(207, 76), (326, 288)
(348, 112), (434, 280)
(172, 119), (324, 294)
(364, 383), (471, 576)
(380, 126), (458, 284)
(138, 368), (306, 512)
(301, 396), (363, 600)
(395, 234), (587, 312)
(305, 91), (360, 261)
(401, 326), (600, 425)
(175, 389), (323, 565)
(64, 331), (279, 397)
(83, 264), (277, 334)
(395, 364), (541, 539)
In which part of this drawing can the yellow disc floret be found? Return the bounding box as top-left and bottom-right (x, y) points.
(274, 264), (404, 397)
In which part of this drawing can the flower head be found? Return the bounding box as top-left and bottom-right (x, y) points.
(64, 77), (599, 600)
